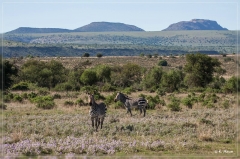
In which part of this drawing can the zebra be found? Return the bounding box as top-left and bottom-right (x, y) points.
(114, 92), (147, 117)
(87, 93), (107, 131)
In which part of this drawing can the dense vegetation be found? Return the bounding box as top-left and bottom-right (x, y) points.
(2, 53), (239, 97)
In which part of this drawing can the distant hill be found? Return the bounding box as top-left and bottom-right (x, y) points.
(163, 19), (228, 31)
(6, 27), (72, 34)
(74, 22), (145, 32)
(6, 22), (145, 34)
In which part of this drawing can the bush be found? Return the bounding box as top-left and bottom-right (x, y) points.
(114, 101), (124, 109)
(30, 95), (55, 109)
(182, 97), (193, 109)
(158, 60), (168, 66)
(101, 83), (116, 92)
(64, 101), (74, 106)
(222, 100), (230, 109)
(82, 53), (90, 57)
(11, 82), (29, 90)
(96, 53), (103, 58)
(38, 88), (50, 95)
(104, 93), (116, 105)
(13, 94), (23, 102)
(146, 95), (161, 109)
(122, 87), (134, 94)
(181, 94), (197, 109)
(27, 92), (38, 99)
(3, 93), (14, 103)
(21, 92), (28, 99)
(53, 93), (61, 99)
(146, 54), (152, 58)
(167, 95), (181, 111)
(75, 99), (85, 106)
(36, 100), (55, 109)
(156, 88), (166, 96)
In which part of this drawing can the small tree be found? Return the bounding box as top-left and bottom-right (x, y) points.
(184, 53), (221, 88)
(158, 60), (168, 66)
(80, 69), (97, 85)
(96, 53), (103, 58)
(82, 53), (90, 57)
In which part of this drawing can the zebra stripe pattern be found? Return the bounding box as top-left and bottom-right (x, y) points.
(114, 92), (147, 117)
(87, 93), (107, 131)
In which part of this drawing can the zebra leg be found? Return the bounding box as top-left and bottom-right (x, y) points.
(98, 118), (101, 128)
(95, 118), (99, 131)
(91, 117), (94, 128)
(139, 108), (142, 115)
(100, 118), (104, 129)
(128, 108), (133, 116)
(143, 108), (146, 117)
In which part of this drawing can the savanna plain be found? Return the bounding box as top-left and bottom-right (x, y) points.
(1, 55), (239, 159)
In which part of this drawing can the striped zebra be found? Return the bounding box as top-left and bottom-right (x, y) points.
(114, 92), (147, 117)
(87, 93), (107, 131)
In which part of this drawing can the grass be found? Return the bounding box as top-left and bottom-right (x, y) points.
(1, 91), (238, 158)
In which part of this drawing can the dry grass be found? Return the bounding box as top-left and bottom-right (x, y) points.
(1, 90), (238, 158)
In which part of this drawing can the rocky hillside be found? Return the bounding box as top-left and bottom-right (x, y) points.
(74, 22), (145, 32)
(163, 19), (228, 31)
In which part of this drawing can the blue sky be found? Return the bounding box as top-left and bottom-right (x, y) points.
(0, 0), (239, 33)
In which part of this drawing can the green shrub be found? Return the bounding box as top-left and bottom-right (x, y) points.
(104, 93), (116, 105)
(96, 53), (103, 58)
(30, 95), (54, 104)
(30, 95), (55, 109)
(138, 93), (146, 98)
(38, 88), (50, 95)
(114, 101), (124, 109)
(146, 54), (152, 58)
(156, 88), (166, 96)
(181, 94), (197, 109)
(158, 60), (168, 66)
(101, 83), (116, 92)
(36, 100), (55, 109)
(147, 101), (156, 109)
(182, 97), (193, 109)
(21, 92), (28, 99)
(27, 92), (38, 99)
(224, 57), (232, 62)
(53, 93), (61, 99)
(146, 95), (161, 109)
(64, 101), (74, 106)
(75, 99), (85, 106)
(3, 93), (14, 103)
(11, 82), (29, 90)
(222, 100), (230, 109)
(123, 87), (134, 94)
(13, 94), (23, 102)
(167, 95), (181, 111)
(167, 102), (181, 111)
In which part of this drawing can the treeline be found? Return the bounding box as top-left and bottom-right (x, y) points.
(2, 45), (221, 58)
(2, 53), (239, 94)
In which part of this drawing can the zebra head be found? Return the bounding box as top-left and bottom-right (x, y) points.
(87, 93), (95, 106)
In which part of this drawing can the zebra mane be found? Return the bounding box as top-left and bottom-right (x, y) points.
(120, 92), (132, 100)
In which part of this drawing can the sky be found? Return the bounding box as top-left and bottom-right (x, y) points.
(0, 0), (239, 33)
